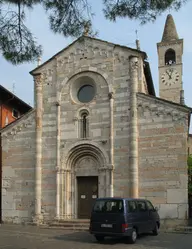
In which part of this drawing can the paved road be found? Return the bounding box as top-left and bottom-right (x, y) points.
(0, 224), (191, 249)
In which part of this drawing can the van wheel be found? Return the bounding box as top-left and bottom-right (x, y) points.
(128, 228), (137, 244)
(152, 223), (159, 236)
(95, 235), (105, 242)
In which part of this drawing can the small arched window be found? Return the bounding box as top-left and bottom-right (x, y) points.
(80, 110), (89, 138)
(165, 49), (176, 65)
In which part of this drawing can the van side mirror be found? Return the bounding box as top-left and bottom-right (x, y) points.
(154, 207), (159, 212)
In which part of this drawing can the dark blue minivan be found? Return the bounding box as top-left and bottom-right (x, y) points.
(89, 197), (160, 244)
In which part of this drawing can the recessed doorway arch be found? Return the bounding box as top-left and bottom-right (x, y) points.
(61, 143), (111, 219)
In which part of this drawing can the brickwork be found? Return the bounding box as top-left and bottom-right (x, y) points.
(1, 104), (16, 128)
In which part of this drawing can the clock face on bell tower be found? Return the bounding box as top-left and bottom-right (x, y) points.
(161, 68), (180, 86)
(157, 14), (183, 103)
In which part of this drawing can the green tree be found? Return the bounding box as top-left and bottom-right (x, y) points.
(0, 0), (187, 65)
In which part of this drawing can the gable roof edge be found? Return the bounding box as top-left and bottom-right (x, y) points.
(137, 92), (192, 113)
(30, 36), (147, 75)
(0, 84), (32, 110)
(0, 109), (35, 133)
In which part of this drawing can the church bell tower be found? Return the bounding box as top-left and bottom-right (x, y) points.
(157, 14), (184, 104)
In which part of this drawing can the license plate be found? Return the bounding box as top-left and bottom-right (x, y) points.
(101, 224), (113, 228)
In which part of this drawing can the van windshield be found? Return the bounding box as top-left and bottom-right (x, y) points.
(93, 199), (124, 213)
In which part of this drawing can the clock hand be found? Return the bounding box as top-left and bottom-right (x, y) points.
(169, 69), (174, 79)
(166, 69), (173, 79)
(166, 70), (172, 79)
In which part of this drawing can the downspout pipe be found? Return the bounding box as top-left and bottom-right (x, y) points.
(0, 103), (1, 223)
(109, 92), (114, 197)
(56, 98), (61, 219)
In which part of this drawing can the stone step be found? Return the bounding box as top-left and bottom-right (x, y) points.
(48, 225), (89, 230)
(46, 226), (89, 231)
(48, 222), (89, 231)
(50, 223), (89, 227)
(47, 219), (90, 231)
(56, 219), (90, 224)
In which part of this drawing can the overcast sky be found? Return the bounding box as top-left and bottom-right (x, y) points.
(1, 1), (192, 109)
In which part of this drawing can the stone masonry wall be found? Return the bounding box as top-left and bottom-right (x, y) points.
(41, 77), (57, 220)
(33, 37), (146, 217)
(138, 93), (189, 227)
(1, 110), (35, 224)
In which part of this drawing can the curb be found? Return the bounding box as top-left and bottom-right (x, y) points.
(161, 227), (192, 234)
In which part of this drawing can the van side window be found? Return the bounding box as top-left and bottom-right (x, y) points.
(137, 201), (147, 212)
(127, 201), (137, 213)
(146, 201), (155, 211)
(93, 199), (124, 213)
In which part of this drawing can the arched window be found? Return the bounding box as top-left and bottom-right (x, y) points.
(80, 110), (89, 138)
(165, 49), (176, 65)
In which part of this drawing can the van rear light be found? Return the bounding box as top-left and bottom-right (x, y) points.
(122, 223), (128, 232)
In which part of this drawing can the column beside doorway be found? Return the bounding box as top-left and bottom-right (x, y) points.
(98, 167), (107, 197)
(59, 143), (110, 219)
(61, 169), (72, 219)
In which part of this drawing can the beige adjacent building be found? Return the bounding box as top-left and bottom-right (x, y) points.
(1, 14), (191, 228)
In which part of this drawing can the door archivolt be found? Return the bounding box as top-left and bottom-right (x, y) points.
(60, 143), (109, 219)
(62, 141), (109, 170)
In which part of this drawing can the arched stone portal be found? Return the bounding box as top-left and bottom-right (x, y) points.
(60, 143), (111, 219)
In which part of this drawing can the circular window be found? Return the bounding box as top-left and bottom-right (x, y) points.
(77, 84), (95, 103)
(70, 75), (97, 104)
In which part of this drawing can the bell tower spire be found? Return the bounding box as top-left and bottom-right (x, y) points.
(157, 14), (184, 104)
(162, 14), (179, 42)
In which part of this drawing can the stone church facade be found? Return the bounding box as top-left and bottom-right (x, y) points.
(1, 15), (191, 227)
